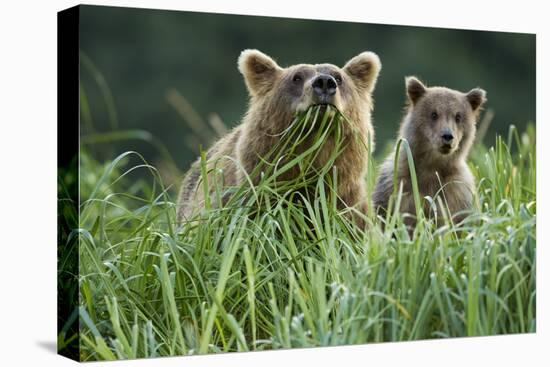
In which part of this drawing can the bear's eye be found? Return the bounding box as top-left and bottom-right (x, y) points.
(292, 74), (303, 83)
(431, 111), (439, 120)
(455, 113), (462, 123)
(334, 74), (343, 85)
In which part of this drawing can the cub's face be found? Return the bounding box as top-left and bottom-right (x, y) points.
(405, 77), (486, 157)
(238, 49), (381, 124)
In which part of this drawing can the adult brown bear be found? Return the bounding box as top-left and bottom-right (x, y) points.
(177, 49), (381, 225)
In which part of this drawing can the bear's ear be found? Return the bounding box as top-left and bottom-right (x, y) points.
(465, 88), (487, 112)
(405, 76), (427, 104)
(343, 51), (381, 94)
(238, 49), (282, 97)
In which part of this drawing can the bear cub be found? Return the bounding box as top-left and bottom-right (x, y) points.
(373, 76), (487, 226)
(177, 49), (381, 224)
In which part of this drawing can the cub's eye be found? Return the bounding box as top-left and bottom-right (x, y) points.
(455, 113), (462, 123)
(431, 111), (439, 120)
(292, 74), (303, 82)
(334, 75), (343, 85)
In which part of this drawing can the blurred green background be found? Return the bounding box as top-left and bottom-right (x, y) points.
(79, 5), (535, 182)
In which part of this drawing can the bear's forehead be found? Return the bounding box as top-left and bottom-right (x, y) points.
(421, 88), (468, 110)
(287, 63), (341, 75)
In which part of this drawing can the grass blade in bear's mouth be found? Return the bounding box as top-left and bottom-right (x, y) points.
(311, 103), (336, 108)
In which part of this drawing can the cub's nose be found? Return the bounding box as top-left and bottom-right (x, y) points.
(312, 74), (337, 98)
(441, 132), (454, 142)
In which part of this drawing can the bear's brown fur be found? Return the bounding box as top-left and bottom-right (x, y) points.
(177, 49), (381, 224)
(372, 76), (486, 226)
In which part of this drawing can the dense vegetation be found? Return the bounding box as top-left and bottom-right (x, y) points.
(59, 106), (536, 361)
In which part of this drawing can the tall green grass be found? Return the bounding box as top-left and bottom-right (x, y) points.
(66, 106), (535, 361)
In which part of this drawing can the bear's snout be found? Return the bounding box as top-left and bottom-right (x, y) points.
(312, 74), (337, 103)
(441, 130), (454, 143)
(439, 128), (456, 154)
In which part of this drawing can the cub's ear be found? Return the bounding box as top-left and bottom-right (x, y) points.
(466, 88), (487, 112)
(405, 76), (427, 104)
(238, 49), (282, 97)
(343, 51), (381, 94)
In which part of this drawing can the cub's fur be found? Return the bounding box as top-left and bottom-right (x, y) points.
(177, 49), (381, 224)
(373, 76), (486, 226)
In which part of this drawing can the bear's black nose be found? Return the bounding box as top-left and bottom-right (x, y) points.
(312, 74), (337, 98)
(441, 133), (454, 142)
